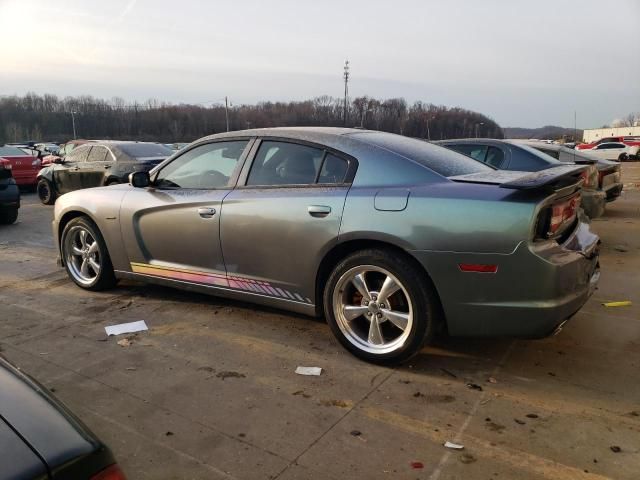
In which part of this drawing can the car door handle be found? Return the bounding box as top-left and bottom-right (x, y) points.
(104, 165), (111, 169)
(308, 205), (331, 217)
(197, 207), (217, 218)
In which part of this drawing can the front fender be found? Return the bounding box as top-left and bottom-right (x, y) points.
(53, 187), (132, 269)
(37, 166), (55, 182)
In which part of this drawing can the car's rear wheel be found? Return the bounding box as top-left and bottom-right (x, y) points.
(37, 178), (56, 205)
(0, 207), (18, 225)
(324, 249), (439, 364)
(61, 216), (117, 290)
(618, 153), (628, 162)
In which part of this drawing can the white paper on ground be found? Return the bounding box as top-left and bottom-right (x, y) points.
(444, 441), (464, 450)
(295, 366), (322, 376)
(105, 320), (148, 336)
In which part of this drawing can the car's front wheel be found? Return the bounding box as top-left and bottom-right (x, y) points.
(37, 178), (56, 205)
(61, 216), (117, 290)
(324, 249), (439, 364)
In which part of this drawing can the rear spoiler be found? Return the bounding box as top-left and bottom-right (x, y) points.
(449, 164), (587, 191)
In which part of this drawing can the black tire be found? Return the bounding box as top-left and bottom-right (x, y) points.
(0, 208), (18, 225)
(37, 178), (56, 205)
(323, 248), (440, 365)
(105, 179), (120, 186)
(60, 216), (117, 291)
(618, 153), (628, 162)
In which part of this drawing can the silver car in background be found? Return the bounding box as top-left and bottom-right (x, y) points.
(53, 128), (600, 364)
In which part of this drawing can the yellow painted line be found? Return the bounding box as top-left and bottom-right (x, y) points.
(361, 406), (611, 480)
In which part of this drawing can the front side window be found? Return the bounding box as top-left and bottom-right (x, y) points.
(155, 140), (248, 189)
(67, 145), (90, 162)
(247, 141), (326, 186)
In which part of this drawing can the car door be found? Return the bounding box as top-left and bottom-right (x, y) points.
(81, 145), (113, 187)
(220, 139), (354, 305)
(593, 143), (625, 160)
(54, 145), (90, 193)
(119, 139), (252, 283)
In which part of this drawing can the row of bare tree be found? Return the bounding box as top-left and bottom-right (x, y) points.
(0, 93), (504, 144)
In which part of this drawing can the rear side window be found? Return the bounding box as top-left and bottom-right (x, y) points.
(318, 154), (348, 184)
(87, 146), (109, 162)
(247, 141), (325, 186)
(485, 146), (505, 168)
(447, 144), (488, 162)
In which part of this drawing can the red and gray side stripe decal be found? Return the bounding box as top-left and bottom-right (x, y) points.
(130, 262), (311, 303)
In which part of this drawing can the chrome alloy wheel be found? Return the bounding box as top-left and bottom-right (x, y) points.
(64, 226), (102, 286)
(332, 265), (414, 354)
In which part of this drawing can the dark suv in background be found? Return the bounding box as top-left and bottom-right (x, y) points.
(37, 141), (172, 204)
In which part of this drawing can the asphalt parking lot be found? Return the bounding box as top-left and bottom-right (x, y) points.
(1, 166), (639, 480)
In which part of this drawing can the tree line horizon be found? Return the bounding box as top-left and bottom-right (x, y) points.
(0, 93), (504, 144)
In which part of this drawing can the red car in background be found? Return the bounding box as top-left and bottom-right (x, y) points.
(0, 145), (42, 188)
(577, 136), (640, 150)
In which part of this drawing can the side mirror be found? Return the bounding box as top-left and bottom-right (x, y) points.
(129, 171), (150, 188)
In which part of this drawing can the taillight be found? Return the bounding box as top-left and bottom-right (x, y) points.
(90, 464), (127, 480)
(548, 194), (580, 237)
(578, 165), (596, 188)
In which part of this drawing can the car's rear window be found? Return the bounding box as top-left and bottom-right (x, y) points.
(0, 146), (29, 156)
(117, 143), (172, 159)
(349, 132), (492, 177)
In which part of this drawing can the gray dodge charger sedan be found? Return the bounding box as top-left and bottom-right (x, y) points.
(53, 128), (600, 364)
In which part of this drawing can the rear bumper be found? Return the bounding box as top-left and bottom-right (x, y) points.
(0, 181), (20, 209)
(13, 170), (39, 186)
(410, 221), (600, 337)
(581, 189), (606, 218)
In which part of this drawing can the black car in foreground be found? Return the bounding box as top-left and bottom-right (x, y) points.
(0, 158), (20, 224)
(0, 356), (125, 479)
(436, 138), (607, 219)
(36, 141), (172, 205)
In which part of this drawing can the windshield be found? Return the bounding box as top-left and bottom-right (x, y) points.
(350, 132), (493, 177)
(117, 143), (172, 159)
(0, 146), (30, 156)
(514, 143), (563, 164)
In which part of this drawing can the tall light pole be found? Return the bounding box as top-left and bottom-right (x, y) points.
(475, 122), (484, 138)
(225, 96), (230, 132)
(343, 60), (350, 126)
(426, 115), (435, 140)
(71, 111), (77, 139)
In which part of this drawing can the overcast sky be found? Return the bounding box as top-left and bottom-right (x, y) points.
(1, 0), (638, 128)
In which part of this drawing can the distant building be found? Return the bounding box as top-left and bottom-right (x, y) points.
(583, 126), (640, 143)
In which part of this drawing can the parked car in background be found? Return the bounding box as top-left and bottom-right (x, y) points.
(436, 138), (606, 218)
(35, 142), (60, 156)
(0, 157), (20, 224)
(37, 141), (172, 204)
(53, 128), (599, 364)
(0, 145), (42, 188)
(514, 140), (623, 203)
(579, 142), (639, 162)
(577, 136), (640, 151)
(0, 355), (126, 479)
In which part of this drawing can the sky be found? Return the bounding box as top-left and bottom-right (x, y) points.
(0, 0), (638, 128)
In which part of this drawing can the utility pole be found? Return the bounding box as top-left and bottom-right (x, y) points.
(225, 96), (230, 132)
(71, 111), (77, 139)
(475, 122), (484, 138)
(343, 60), (350, 126)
